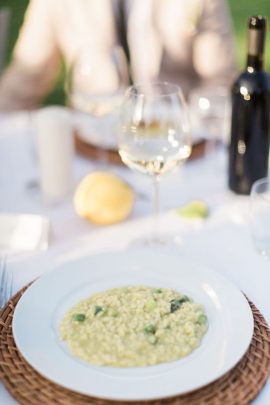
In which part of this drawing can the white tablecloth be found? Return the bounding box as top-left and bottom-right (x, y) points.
(0, 112), (269, 405)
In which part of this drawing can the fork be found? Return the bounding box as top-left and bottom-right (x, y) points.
(0, 256), (13, 309)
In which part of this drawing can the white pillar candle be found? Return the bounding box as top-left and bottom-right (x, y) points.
(35, 106), (74, 202)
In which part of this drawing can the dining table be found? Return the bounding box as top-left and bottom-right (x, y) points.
(0, 110), (269, 405)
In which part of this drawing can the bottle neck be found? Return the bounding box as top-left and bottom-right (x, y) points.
(246, 54), (264, 70)
(246, 27), (265, 71)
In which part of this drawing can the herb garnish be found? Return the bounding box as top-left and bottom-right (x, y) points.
(170, 296), (189, 313)
(94, 305), (104, 316)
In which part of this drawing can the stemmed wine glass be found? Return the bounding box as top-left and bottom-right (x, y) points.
(188, 86), (230, 162)
(66, 45), (129, 161)
(118, 82), (191, 245)
(250, 177), (270, 259)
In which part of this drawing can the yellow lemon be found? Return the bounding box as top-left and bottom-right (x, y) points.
(74, 172), (134, 225)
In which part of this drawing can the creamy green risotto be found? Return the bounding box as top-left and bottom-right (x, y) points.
(60, 285), (208, 367)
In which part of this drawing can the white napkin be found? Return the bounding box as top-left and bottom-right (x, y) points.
(0, 214), (50, 254)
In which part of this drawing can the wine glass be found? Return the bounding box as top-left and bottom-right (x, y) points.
(66, 45), (129, 162)
(250, 177), (270, 259)
(189, 86), (230, 161)
(118, 82), (191, 246)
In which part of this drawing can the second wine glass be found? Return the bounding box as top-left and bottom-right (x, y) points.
(118, 82), (191, 246)
(66, 45), (129, 162)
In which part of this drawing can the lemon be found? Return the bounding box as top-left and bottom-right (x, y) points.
(176, 200), (208, 219)
(74, 172), (134, 225)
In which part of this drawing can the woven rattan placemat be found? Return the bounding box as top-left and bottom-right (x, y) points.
(0, 287), (270, 405)
(74, 132), (206, 164)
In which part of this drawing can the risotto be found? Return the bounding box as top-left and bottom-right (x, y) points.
(60, 285), (208, 367)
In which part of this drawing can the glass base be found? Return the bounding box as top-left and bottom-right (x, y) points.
(255, 246), (270, 260)
(25, 178), (73, 207)
(128, 232), (183, 252)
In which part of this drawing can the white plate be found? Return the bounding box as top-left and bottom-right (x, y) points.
(13, 250), (254, 401)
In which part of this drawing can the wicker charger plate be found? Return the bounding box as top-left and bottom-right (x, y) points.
(0, 287), (270, 405)
(74, 131), (207, 165)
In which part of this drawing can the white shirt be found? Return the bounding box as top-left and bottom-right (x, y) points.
(0, 0), (237, 110)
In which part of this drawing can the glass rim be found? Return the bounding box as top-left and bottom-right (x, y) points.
(126, 81), (183, 98)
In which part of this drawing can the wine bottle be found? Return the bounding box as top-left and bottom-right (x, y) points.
(228, 15), (270, 194)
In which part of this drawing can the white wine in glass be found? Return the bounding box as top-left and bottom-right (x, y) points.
(118, 82), (191, 245)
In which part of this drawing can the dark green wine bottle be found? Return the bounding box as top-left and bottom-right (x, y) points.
(228, 16), (270, 194)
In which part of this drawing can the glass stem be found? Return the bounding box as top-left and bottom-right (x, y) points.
(152, 175), (160, 242)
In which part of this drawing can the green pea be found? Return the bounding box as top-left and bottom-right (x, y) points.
(147, 335), (158, 345)
(197, 314), (207, 325)
(73, 313), (86, 322)
(144, 300), (157, 311)
(144, 324), (156, 334)
(109, 308), (119, 318)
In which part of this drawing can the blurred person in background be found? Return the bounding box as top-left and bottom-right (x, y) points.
(0, 0), (237, 111)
